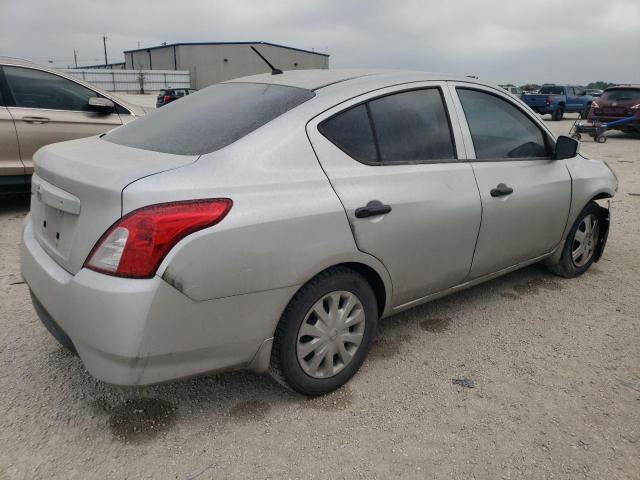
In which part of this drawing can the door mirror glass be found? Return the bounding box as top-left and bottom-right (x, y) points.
(87, 97), (115, 113)
(554, 135), (579, 159)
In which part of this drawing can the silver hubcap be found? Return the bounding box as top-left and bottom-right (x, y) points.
(572, 214), (599, 267)
(296, 291), (366, 379)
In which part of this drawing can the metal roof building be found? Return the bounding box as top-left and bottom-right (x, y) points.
(123, 41), (329, 89)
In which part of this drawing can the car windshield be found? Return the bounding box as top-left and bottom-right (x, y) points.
(106, 82), (315, 155)
(539, 86), (564, 94)
(600, 88), (640, 101)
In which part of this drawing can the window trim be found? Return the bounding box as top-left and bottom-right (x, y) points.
(454, 86), (554, 162)
(318, 86), (459, 166)
(0, 64), (131, 115)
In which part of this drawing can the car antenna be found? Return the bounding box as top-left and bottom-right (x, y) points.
(250, 46), (283, 75)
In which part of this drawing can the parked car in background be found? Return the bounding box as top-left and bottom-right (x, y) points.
(21, 70), (617, 396)
(156, 88), (198, 107)
(499, 84), (523, 96)
(588, 85), (640, 134)
(585, 89), (603, 98)
(521, 84), (593, 120)
(0, 57), (146, 193)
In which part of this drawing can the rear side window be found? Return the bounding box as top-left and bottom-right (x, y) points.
(105, 82), (315, 155)
(317, 104), (377, 163)
(457, 88), (549, 160)
(539, 86), (564, 95)
(319, 87), (456, 164)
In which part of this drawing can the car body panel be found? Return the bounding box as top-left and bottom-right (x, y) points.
(9, 107), (123, 173)
(0, 105), (23, 176)
(20, 69), (618, 386)
(0, 58), (145, 184)
(306, 81), (482, 306)
(31, 137), (198, 274)
(120, 104), (394, 307)
(446, 81), (572, 277)
(21, 219), (298, 385)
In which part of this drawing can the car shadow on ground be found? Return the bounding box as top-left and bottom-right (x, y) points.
(39, 260), (571, 443)
(0, 193), (30, 217)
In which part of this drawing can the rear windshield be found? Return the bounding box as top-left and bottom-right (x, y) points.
(539, 86), (564, 94)
(105, 82), (315, 155)
(600, 88), (640, 102)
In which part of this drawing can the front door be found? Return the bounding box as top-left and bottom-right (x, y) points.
(449, 84), (572, 279)
(1, 65), (122, 174)
(307, 84), (482, 307)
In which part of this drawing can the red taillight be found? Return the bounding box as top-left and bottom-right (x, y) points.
(84, 199), (232, 278)
(162, 95), (171, 103)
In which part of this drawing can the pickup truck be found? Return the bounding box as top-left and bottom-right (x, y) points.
(521, 85), (593, 121)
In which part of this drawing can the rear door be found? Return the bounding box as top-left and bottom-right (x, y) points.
(2, 65), (123, 174)
(0, 69), (24, 181)
(449, 83), (571, 279)
(307, 83), (482, 307)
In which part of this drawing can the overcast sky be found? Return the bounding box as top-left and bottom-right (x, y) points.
(1, 0), (639, 85)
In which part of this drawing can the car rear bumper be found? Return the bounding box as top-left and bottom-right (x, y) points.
(21, 216), (296, 386)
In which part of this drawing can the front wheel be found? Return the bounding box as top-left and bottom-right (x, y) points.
(545, 202), (603, 278)
(270, 267), (378, 396)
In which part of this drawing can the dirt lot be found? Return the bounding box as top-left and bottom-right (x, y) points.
(1, 117), (639, 480)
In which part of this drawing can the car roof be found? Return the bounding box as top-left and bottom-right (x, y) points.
(0, 56), (35, 66)
(605, 84), (640, 90)
(226, 69), (471, 92)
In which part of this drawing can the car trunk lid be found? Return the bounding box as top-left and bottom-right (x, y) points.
(30, 136), (198, 274)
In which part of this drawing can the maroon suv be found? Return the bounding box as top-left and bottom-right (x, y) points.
(588, 85), (640, 134)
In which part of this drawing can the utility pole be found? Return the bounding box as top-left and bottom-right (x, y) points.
(73, 49), (78, 68)
(102, 34), (108, 65)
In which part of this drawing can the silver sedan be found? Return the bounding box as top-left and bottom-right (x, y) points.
(21, 70), (617, 396)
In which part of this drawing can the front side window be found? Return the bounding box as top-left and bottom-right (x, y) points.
(319, 87), (456, 164)
(457, 88), (550, 160)
(3, 66), (96, 111)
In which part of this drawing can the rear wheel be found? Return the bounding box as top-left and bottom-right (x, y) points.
(270, 267), (378, 396)
(552, 105), (565, 121)
(545, 202), (602, 278)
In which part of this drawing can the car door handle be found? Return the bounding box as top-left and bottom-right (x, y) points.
(355, 200), (392, 218)
(22, 116), (50, 124)
(490, 183), (514, 197)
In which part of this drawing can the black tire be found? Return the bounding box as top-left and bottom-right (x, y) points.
(551, 105), (564, 121)
(581, 103), (591, 119)
(571, 133), (582, 141)
(545, 202), (603, 278)
(270, 267), (378, 396)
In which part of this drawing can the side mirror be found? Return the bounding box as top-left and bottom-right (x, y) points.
(87, 97), (115, 113)
(554, 135), (579, 160)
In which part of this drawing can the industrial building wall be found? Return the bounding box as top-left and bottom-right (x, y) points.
(177, 44), (328, 89)
(126, 48), (176, 70)
(125, 43), (329, 89)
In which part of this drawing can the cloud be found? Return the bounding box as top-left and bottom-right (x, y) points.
(1, 0), (638, 85)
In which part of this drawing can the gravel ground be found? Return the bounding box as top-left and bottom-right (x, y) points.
(1, 117), (639, 480)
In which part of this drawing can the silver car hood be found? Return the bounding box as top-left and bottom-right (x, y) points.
(31, 136), (198, 274)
